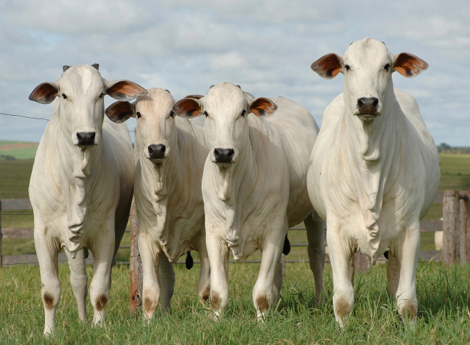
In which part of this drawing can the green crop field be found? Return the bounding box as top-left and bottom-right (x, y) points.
(1, 262), (470, 344)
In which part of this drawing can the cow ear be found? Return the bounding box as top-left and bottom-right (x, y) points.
(29, 82), (58, 104)
(249, 97), (277, 117)
(310, 53), (342, 79)
(173, 98), (202, 118)
(393, 53), (428, 78)
(106, 80), (147, 101)
(105, 101), (135, 123)
(183, 94), (204, 100)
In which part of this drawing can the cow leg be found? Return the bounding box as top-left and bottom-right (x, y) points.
(65, 247), (88, 322)
(395, 224), (420, 325)
(206, 232), (229, 318)
(139, 232), (161, 319)
(328, 224), (354, 328)
(196, 233), (211, 304)
(34, 232), (60, 335)
(305, 212), (325, 305)
(272, 259), (283, 309)
(89, 231), (115, 326)
(158, 253), (175, 312)
(253, 226), (285, 320)
(387, 251), (400, 298)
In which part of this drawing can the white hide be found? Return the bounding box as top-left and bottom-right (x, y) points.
(29, 65), (145, 334)
(173, 82), (325, 319)
(107, 88), (210, 318)
(307, 38), (440, 326)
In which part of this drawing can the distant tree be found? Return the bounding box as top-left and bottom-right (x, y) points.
(438, 142), (452, 153)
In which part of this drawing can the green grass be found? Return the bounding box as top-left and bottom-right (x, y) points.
(0, 140), (38, 160)
(439, 154), (470, 191)
(0, 159), (34, 199)
(1, 262), (470, 344)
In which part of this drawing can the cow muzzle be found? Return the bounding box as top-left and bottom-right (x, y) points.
(213, 147), (235, 165)
(147, 144), (167, 163)
(76, 131), (96, 148)
(356, 97), (380, 121)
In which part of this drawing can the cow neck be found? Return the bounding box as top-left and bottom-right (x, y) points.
(217, 130), (258, 258)
(341, 94), (404, 251)
(55, 108), (102, 256)
(138, 133), (184, 246)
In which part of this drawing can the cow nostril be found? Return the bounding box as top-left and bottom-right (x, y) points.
(372, 98), (378, 107)
(77, 132), (95, 146)
(357, 99), (364, 107)
(148, 144), (166, 159)
(214, 148), (235, 163)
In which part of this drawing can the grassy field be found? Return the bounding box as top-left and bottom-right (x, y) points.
(1, 262), (470, 344)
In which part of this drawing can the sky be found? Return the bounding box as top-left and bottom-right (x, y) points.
(0, 0), (469, 146)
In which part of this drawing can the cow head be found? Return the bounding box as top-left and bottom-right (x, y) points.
(106, 88), (176, 164)
(311, 38), (428, 123)
(29, 64), (147, 148)
(172, 82), (277, 168)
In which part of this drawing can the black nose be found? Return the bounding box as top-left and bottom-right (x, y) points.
(214, 148), (235, 163)
(357, 97), (379, 114)
(148, 144), (166, 159)
(77, 132), (95, 146)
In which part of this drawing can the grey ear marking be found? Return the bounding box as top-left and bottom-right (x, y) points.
(63, 65), (70, 72)
(92, 63), (99, 70)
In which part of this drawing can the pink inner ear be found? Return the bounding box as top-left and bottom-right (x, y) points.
(173, 98), (201, 118)
(311, 53), (342, 78)
(105, 101), (133, 123)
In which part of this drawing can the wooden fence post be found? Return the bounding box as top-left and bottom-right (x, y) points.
(459, 193), (469, 264)
(443, 190), (459, 265)
(130, 128), (142, 312)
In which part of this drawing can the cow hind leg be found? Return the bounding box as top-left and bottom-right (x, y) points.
(253, 227), (285, 321)
(35, 233), (61, 335)
(196, 234), (211, 304)
(158, 253), (175, 312)
(305, 212), (325, 305)
(387, 252), (400, 299)
(65, 247), (88, 322)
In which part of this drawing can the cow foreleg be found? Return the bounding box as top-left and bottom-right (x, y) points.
(305, 212), (325, 305)
(65, 247), (88, 322)
(35, 232), (60, 335)
(89, 232), (114, 326)
(328, 225), (355, 328)
(395, 224), (420, 326)
(158, 253), (175, 312)
(139, 232), (161, 319)
(253, 228), (284, 320)
(196, 233), (211, 305)
(206, 233), (229, 318)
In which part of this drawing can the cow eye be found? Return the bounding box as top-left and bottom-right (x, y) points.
(136, 112), (142, 119)
(344, 65), (351, 71)
(62, 93), (67, 99)
(384, 63), (391, 71)
(170, 111), (175, 118)
(99, 92), (105, 98)
(241, 110), (246, 117)
(204, 111), (209, 118)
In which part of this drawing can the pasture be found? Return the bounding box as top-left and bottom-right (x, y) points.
(1, 153), (470, 343)
(1, 262), (470, 343)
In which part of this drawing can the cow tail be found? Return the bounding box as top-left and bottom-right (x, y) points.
(185, 251), (194, 270)
(283, 234), (291, 256)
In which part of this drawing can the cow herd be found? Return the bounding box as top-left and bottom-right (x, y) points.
(28, 38), (440, 335)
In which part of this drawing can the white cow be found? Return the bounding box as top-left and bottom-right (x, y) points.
(307, 38), (440, 326)
(173, 83), (325, 319)
(106, 88), (210, 318)
(29, 64), (147, 334)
